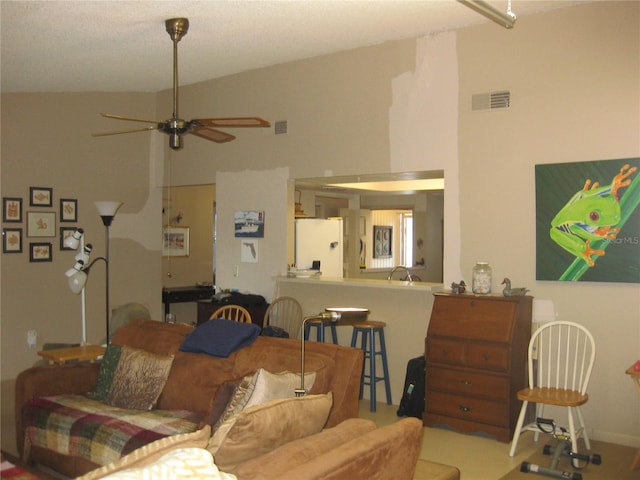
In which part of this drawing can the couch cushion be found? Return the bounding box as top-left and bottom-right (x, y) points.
(199, 379), (242, 429)
(208, 392), (333, 470)
(23, 395), (201, 467)
(228, 418), (377, 480)
(76, 426), (212, 480)
(105, 346), (174, 410)
(275, 417), (424, 480)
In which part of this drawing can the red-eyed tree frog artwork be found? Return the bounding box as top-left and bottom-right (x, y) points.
(536, 158), (640, 283)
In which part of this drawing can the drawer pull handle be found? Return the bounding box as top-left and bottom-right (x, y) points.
(459, 405), (472, 413)
(442, 350), (448, 357)
(483, 354), (490, 361)
(459, 379), (472, 386)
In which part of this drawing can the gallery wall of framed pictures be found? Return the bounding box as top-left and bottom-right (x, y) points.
(2, 186), (79, 262)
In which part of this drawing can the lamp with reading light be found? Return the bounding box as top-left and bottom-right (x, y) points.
(64, 201), (122, 344)
(295, 307), (369, 397)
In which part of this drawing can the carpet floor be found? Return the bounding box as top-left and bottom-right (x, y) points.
(498, 439), (639, 480)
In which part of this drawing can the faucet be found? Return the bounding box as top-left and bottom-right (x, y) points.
(387, 265), (413, 282)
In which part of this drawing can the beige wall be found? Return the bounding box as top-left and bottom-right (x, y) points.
(1, 1), (638, 454)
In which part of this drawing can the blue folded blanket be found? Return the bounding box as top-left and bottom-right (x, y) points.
(179, 318), (261, 357)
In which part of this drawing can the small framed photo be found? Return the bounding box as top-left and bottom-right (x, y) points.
(27, 211), (56, 237)
(3, 197), (23, 222)
(373, 225), (392, 258)
(30, 187), (53, 207)
(3, 228), (23, 253)
(30, 242), (52, 262)
(162, 226), (190, 257)
(60, 198), (78, 222)
(60, 227), (77, 250)
(241, 239), (259, 263)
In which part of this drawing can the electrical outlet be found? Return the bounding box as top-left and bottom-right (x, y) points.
(233, 264), (239, 277)
(27, 330), (37, 348)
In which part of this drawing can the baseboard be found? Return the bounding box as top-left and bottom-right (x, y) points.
(592, 429), (640, 448)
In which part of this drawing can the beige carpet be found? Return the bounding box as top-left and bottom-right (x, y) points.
(499, 439), (639, 480)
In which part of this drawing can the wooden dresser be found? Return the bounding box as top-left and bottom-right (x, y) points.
(424, 292), (532, 442)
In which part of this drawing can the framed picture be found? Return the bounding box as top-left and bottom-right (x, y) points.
(3, 228), (23, 253)
(241, 239), (259, 263)
(30, 242), (52, 262)
(60, 198), (78, 222)
(27, 211), (56, 237)
(162, 226), (190, 256)
(60, 227), (77, 250)
(3, 197), (23, 222)
(30, 187), (53, 207)
(373, 225), (392, 258)
(234, 210), (265, 238)
(535, 157), (639, 283)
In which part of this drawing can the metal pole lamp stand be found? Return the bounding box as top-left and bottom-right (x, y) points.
(296, 307), (369, 397)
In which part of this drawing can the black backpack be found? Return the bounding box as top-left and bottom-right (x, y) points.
(397, 355), (426, 419)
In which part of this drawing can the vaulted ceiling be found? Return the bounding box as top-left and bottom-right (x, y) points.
(1, 0), (591, 93)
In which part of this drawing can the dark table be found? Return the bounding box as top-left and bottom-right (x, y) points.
(162, 286), (214, 315)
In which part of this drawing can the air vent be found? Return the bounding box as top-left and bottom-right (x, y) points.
(274, 120), (288, 135)
(472, 90), (511, 111)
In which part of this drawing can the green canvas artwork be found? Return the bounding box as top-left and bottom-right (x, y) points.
(536, 157), (640, 283)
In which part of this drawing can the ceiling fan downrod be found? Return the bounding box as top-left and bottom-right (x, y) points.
(166, 18), (189, 149)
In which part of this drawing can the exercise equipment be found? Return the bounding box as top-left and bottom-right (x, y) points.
(520, 418), (601, 480)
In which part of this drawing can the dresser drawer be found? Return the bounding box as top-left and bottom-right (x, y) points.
(427, 366), (508, 400)
(428, 296), (516, 342)
(427, 338), (465, 366)
(467, 343), (509, 371)
(426, 390), (508, 427)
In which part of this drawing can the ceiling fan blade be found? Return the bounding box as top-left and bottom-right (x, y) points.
(192, 117), (271, 128)
(100, 113), (163, 124)
(93, 126), (157, 137)
(190, 126), (236, 143)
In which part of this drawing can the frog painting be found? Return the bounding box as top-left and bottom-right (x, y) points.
(536, 158), (640, 283)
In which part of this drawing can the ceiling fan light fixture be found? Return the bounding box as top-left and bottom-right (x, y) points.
(93, 17), (270, 150)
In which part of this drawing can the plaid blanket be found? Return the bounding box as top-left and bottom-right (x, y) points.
(23, 395), (202, 466)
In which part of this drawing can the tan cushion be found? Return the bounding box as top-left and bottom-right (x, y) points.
(76, 426), (211, 480)
(228, 418), (377, 480)
(105, 346), (174, 410)
(208, 392), (333, 470)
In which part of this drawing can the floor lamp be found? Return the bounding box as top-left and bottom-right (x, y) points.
(95, 201), (123, 344)
(296, 307), (369, 397)
(64, 201), (122, 345)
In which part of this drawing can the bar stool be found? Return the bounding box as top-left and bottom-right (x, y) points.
(350, 320), (392, 412)
(304, 318), (338, 344)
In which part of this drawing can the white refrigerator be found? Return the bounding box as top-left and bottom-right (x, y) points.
(295, 218), (344, 278)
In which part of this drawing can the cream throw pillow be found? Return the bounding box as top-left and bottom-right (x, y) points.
(98, 448), (237, 480)
(244, 368), (316, 409)
(213, 368), (316, 431)
(208, 392), (333, 471)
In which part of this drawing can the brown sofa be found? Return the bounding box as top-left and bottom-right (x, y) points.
(15, 319), (363, 477)
(15, 319), (460, 480)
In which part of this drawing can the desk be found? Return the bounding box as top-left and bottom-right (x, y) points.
(625, 364), (640, 470)
(37, 345), (105, 365)
(162, 286), (214, 315)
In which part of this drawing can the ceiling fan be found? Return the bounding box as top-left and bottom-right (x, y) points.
(93, 18), (270, 150)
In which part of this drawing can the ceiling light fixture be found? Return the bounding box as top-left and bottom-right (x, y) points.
(458, 0), (517, 29)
